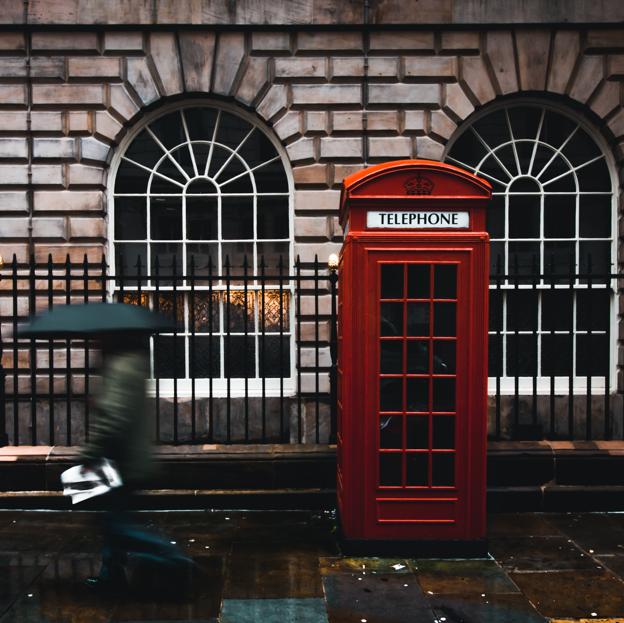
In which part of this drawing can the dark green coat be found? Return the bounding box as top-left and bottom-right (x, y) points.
(81, 350), (153, 486)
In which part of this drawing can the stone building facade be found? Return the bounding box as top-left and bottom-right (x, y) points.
(1, 0), (624, 444)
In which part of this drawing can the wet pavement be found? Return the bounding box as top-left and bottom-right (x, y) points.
(1, 510), (624, 622)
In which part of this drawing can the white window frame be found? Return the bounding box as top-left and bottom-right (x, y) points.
(443, 99), (619, 395)
(107, 99), (296, 398)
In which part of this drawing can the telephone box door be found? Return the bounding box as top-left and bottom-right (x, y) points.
(366, 249), (475, 540)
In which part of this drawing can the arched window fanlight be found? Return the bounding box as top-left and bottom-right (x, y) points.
(445, 102), (615, 389)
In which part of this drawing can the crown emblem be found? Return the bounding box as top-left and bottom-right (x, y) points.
(404, 174), (434, 195)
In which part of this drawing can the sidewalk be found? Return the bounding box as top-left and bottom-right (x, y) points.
(1, 510), (624, 622)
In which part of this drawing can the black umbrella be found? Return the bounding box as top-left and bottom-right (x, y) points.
(16, 302), (177, 338)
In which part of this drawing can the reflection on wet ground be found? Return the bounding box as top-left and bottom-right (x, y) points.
(1, 511), (624, 621)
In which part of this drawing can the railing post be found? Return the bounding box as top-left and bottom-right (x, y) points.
(328, 254), (339, 444)
(0, 254), (8, 447)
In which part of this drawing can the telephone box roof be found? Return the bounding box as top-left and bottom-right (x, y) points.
(339, 159), (492, 229)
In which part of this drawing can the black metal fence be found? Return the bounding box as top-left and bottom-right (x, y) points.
(0, 253), (621, 445)
(0, 254), (338, 446)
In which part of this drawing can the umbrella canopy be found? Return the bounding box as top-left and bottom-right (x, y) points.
(17, 302), (177, 338)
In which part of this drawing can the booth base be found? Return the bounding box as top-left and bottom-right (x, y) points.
(338, 535), (489, 558)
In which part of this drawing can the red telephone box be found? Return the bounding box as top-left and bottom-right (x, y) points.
(337, 160), (492, 553)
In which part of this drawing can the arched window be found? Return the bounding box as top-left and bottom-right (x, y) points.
(110, 102), (293, 393)
(445, 101), (616, 391)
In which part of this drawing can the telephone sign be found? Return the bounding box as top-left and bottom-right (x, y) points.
(336, 160), (492, 553)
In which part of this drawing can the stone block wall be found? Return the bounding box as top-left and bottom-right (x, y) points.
(0, 23), (623, 442)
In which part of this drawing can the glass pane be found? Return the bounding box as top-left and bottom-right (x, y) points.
(224, 335), (255, 378)
(191, 143), (212, 176)
(406, 340), (428, 374)
(576, 334), (609, 376)
(220, 166), (254, 194)
(580, 195), (611, 238)
(487, 195), (505, 239)
(542, 290), (573, 331)
(186, 196), (218, 240)
(490, 242), (505, 276)
(489, 290), (503, 331)
(254, 159), (289, 193)
(153, 335), (185, 378)
(156, 292), (185, 327)
(224, 290), (255, 332)
(379, 453), (402, 486)
(543, 241), (575, 278)
(115, 197), (146, 240)
(186, 243), (218, 280)
(214, 154), (246, 183)
(562, 128), (601, 167)
(506, 334), (537, 376)
(509, 194), (540, 238)
(172, 144), (195, 179)
(257, 196), (289, 239)
(191, 293), (220, 332)
(257, 242), (289, 274)
(488, 334), (503, 376)
(543, 170), (575, 193)
(538, 154), (569, 182)
(541, 110), (578, 149)
(406, 378), (428, 412)
(207, 145), (230, 179)
(115, 160), (150, 194)
(239, 127), (279, 168)
(259, 291), (290, 332)
(183, 108), (218, 142)
(578, 159), (611, 191)
(508, 106), (542, 141)
(125, 130), (162, 169)
(433, 378), (455, 412)
(259, 335), (290, 377)
(432, 454), (454, 486)
(406, 416), (428, 449)
(406, 453), (428, 486)
(580, 241), (611, 274)
(380, 378), (403, 412)
(380, 302), (403, 337)
(148, 111), (186, 150)
(151, 243), (182, 279)
(473, 109), (509, 148)
(190, 336), (220, 378)
(380, 340), (403, 374)
(381, 264), (404, 299)
(577, 290), (610, 331)
(407, 264), (429, 298)
(506, 290), (538, 331)
(479, 154), (509, 188)
(380, 415), (402, 449)
(433, 341), (455, 374)
(514, 142), (536, 175)
(154, 158), (186, 187)
(217, 111), (254, 150)
(222, 243), (254, 276)
(541, 334), (573, 376)
(544, 195), (575, 238)
(151, 197), (182, 240)
(447, 129), (487, 168)
(407, 303), (429, 336)
(434, 265), (457, 299)
(115, 243), (147, 283)
(432, 416), (455, 449)
(433, 303), (456, 337)
(222, 196), (254, 240)
(508, 242), (540, 276)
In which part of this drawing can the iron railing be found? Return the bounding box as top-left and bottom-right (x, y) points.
(0, 253), (622, 444)
(0, 254), (338, 446)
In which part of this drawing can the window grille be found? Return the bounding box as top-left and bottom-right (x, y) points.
(111, 104), (293, 393)
(445, 102), (616, 392)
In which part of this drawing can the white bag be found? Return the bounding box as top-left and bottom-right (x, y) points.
(60, 458), (123, 505)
